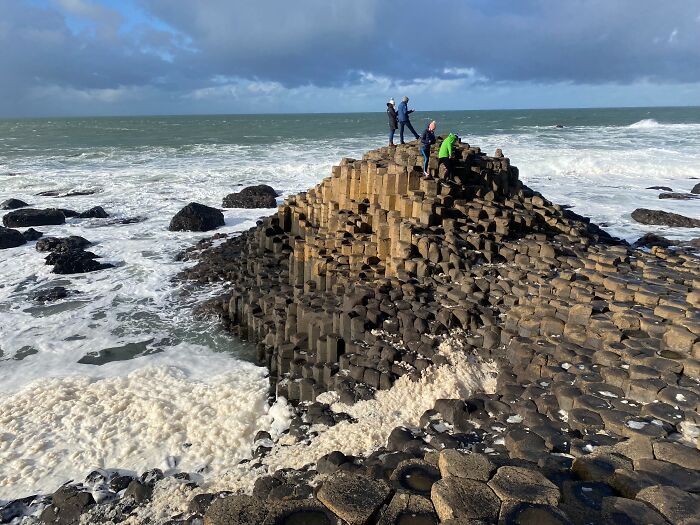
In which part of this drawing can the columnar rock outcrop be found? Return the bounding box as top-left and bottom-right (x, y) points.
(179, 140), (700, 525)
(185, 139), (616, 404)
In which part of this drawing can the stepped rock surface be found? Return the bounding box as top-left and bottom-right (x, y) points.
(12, 140), (700, 524)
(176, 141), (700, 524)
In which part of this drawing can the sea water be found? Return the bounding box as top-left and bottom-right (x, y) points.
(0, 108), (699, 501)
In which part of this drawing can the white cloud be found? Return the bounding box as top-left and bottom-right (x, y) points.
(29, 84), (149, 104)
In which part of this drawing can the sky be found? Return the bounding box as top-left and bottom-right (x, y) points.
(1, 0), (700, 117)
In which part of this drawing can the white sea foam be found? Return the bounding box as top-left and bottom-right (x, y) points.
(0, 345), (292, 502)
(205, 337), (497, 494)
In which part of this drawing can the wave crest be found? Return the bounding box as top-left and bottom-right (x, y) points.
(628, 119), (661, 128)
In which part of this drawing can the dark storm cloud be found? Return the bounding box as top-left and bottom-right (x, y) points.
(0, 0), (698, 115)
(139, 0), (700, 85)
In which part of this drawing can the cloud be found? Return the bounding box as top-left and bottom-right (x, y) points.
(1, 0), (699, 116)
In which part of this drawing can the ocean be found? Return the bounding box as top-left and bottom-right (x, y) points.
(0, 107), (699, 501)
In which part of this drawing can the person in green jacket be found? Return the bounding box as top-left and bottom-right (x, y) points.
(438, 133), (458, 182)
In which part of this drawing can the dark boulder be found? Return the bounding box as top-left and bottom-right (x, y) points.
(658, 192), (699, 200)
(646, 186), (673, 192)
(58, 208), (79, 218)
(23, 228), (43, 241)
(79, 206), (109, 219)
(108, 216), (147, 225)
(633, 233), (679, 249)
(631, 209), (700, 228)
(169, 202), (225, 232)
(36, 236), (91, 253)
(2, 208), (65, 227)
(0, 226), (27, 249)
(39, 485), (95, 525)
(222, 185), (278, 209)
(34, 286), (70, 302)
(46, 250), (113, 274)
(1, 198), (29, 210)
(692, 182), (700, 194)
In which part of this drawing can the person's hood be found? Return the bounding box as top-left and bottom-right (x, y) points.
(444, 133), (457, 145)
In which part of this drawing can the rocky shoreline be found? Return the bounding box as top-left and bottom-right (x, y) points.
(3, 141), (700, 524)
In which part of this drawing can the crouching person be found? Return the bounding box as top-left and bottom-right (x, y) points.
(438, 133), (458, 182)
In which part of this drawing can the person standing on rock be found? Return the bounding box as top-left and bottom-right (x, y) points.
(419, 121), (437, 177)
(397, 96), (420, 144)
(438, 132), (459, 182)
(387, 99), (398, 147)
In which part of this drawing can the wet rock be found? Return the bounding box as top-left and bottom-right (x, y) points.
(78, 206), (109, 218)
(23, 228), (43, 241)
(39, 485), (95, 525)
(0, 495), (40, 523)
(487, 466), (560, 506)
(169, 202), (225, 232)
(317, 451), (349, 474)
(109, 216), (147, 225)
(33, 286), (70, 302)
(222, 185), (278, 209)
(3, 208), (66, 227)
(123, 480), (152, 503)
(389, 459), (440, 495)
(430, 477), (501, 522)
(633, 233), (679, 249)
(659, 192), (700, 200)
(0, 226), (27, 249)
(262, 499), (339, 525)
(188, 493), (217, 515)
(377, 493), (437, 525)
(1, 198), (29, 209)
(647, 186), (673, 192)
(46, 249), (113, 274)
(692, 182), (700, 194)
(139, 468), (164, 486)
(498, 501), (573, 525)
(36, 236), (91, 253)
(57, 208), (79, 217)
(109, 475), (134, 492)
(631, 208), (700, 228)
(63, 189), (100, 197)
(204, 494), (269, 525)
(317, 472), (392, 525)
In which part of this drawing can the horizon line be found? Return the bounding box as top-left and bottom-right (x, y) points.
(2, 104), (700, 121)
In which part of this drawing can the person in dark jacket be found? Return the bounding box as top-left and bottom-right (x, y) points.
(387, 99), (398, 146)
(397, 96), (419, 144)
(419, 121), (437, 177)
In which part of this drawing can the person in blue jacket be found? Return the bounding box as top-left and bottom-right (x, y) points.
(419, 121), (437, 176)
(397, 96), (420, 144)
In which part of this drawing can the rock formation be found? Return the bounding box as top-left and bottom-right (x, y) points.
(7, 141), (698, 525)
(222, 184), (278, 208)
(180, 140), (700, 525)
(169, 202), (225, 232)
(2, 208), (66, 227)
